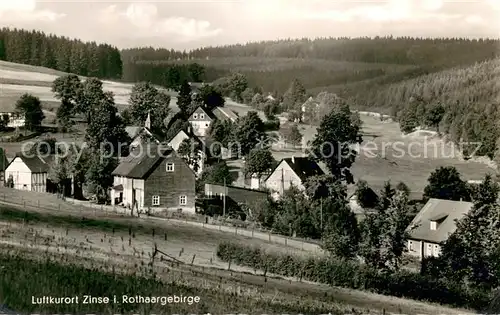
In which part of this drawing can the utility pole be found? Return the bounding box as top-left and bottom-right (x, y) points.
(320, 197), (323, 232)
(223, 177), (226, 217)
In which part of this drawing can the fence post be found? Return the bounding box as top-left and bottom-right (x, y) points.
(252, 228), (254, 238)
(268, 232), (271, 242)
(191, 254), (196, 265)
(285, 237), (287, 246)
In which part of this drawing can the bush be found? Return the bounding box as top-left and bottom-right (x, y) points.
(263, 119), (280, 131)
(216, 241), (491, 310)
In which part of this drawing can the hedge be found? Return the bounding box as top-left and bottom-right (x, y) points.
(216, 241), (491, 310)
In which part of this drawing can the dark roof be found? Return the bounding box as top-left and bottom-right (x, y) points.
(205, 183), (268, 205)
(111, 144), (173, 179)
(112, 184), (123, 191)
(268, 157), (324, 182)
(8, 154), (53, 173)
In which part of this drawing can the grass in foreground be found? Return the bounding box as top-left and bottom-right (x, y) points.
(0, 253), (340, 314)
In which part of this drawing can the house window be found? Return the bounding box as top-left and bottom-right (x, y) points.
(166, 163), (174, 172)
(430, 221), (437, 230)
(205, 123), (209, 127)
(434, 244), (440, 255)
(179, 195), (187, 205)
(200, 113), (205, 119)
(152, 195), (160, 206)
(193, 114), (198, 119)
(409, 241), (414, 251)
(427, 243), (432, 255)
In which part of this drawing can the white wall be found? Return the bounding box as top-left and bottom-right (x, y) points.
(5, 157), (32, 190)
(265, 161), (304, 199)
(190, 120), (211, 137)
(0, 112), (25, 128)
(112, 176), (145, 209)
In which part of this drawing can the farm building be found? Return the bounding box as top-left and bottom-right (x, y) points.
(111, 144), (196, 214)
(203, 182), (268, 218)
(406, 198), (473, 260)
(264, 156), (324, 200)
(212, 106), (239, 123)
(3, 154), (53, 192)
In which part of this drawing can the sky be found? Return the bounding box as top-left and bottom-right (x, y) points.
(0, 0), (499, 50)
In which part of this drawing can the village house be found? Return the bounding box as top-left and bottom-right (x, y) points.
(110, 144), (196, 214)
(4, 154), (53, 192)
(188, 106), (215, 137)
(125, 113), (160, 150)
(264, 156), (324, 200)
(167, 126), (206, 175)
(212, 106), (239, 123)
(406, 198), (473, 260)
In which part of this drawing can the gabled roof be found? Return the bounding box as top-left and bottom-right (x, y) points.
(267, 157), (324, 183)
(8, 154), (54, 173)
(111, 144), (174, 179)
(125, 126), (143, 139)
(126, 126), (160, 144)
(212, 107), (238, 122)
(407, 198), (473, 244)
(188, 106), (216, 121)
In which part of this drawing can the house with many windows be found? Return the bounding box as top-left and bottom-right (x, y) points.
(406, 198), (473, 260)
(110, 144), (196, 214)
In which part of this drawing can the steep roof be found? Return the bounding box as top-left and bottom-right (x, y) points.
(188, 106), (216, 121)
(212, 107), (238, 122)
(112, 144), (174, 179)
(407, 198), (473, 243)
(267, 157), (324, 183)
(8, 154), (54, 173)
(125, 126), (143, 139)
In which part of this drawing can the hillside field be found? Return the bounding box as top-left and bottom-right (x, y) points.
(0, 192), (475, 314)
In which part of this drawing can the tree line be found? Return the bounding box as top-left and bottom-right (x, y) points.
(0, 28), (122, 79)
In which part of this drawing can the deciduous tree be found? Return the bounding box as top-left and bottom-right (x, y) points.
(423, 166), (470, 201)
(15, 93), (45, 131)
(309, 104), (362, 184)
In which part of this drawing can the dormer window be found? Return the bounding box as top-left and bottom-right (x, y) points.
(193, 114), (198, 119)
(429, 213), (448, 231)
(166, 162), (174, 172)
(200, 113), (205, 119)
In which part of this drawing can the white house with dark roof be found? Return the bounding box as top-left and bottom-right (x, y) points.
(406, 198), (473, 260)
(4, 154), (53, 192)
(264, 156), (324, 200)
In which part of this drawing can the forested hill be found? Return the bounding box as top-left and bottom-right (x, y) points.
(0, 28), (122, 79)
(121, 37), (500, 67)
(120, 37), (500, 94)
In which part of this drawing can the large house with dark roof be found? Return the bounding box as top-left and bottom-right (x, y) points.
(264, 156), (324, 199)
(110, 144), (196, 214)
(406, 198), (473, 260)
(3, 154), (53, 192)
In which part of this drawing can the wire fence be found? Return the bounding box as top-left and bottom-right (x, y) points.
(0, 187), (322, 253)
